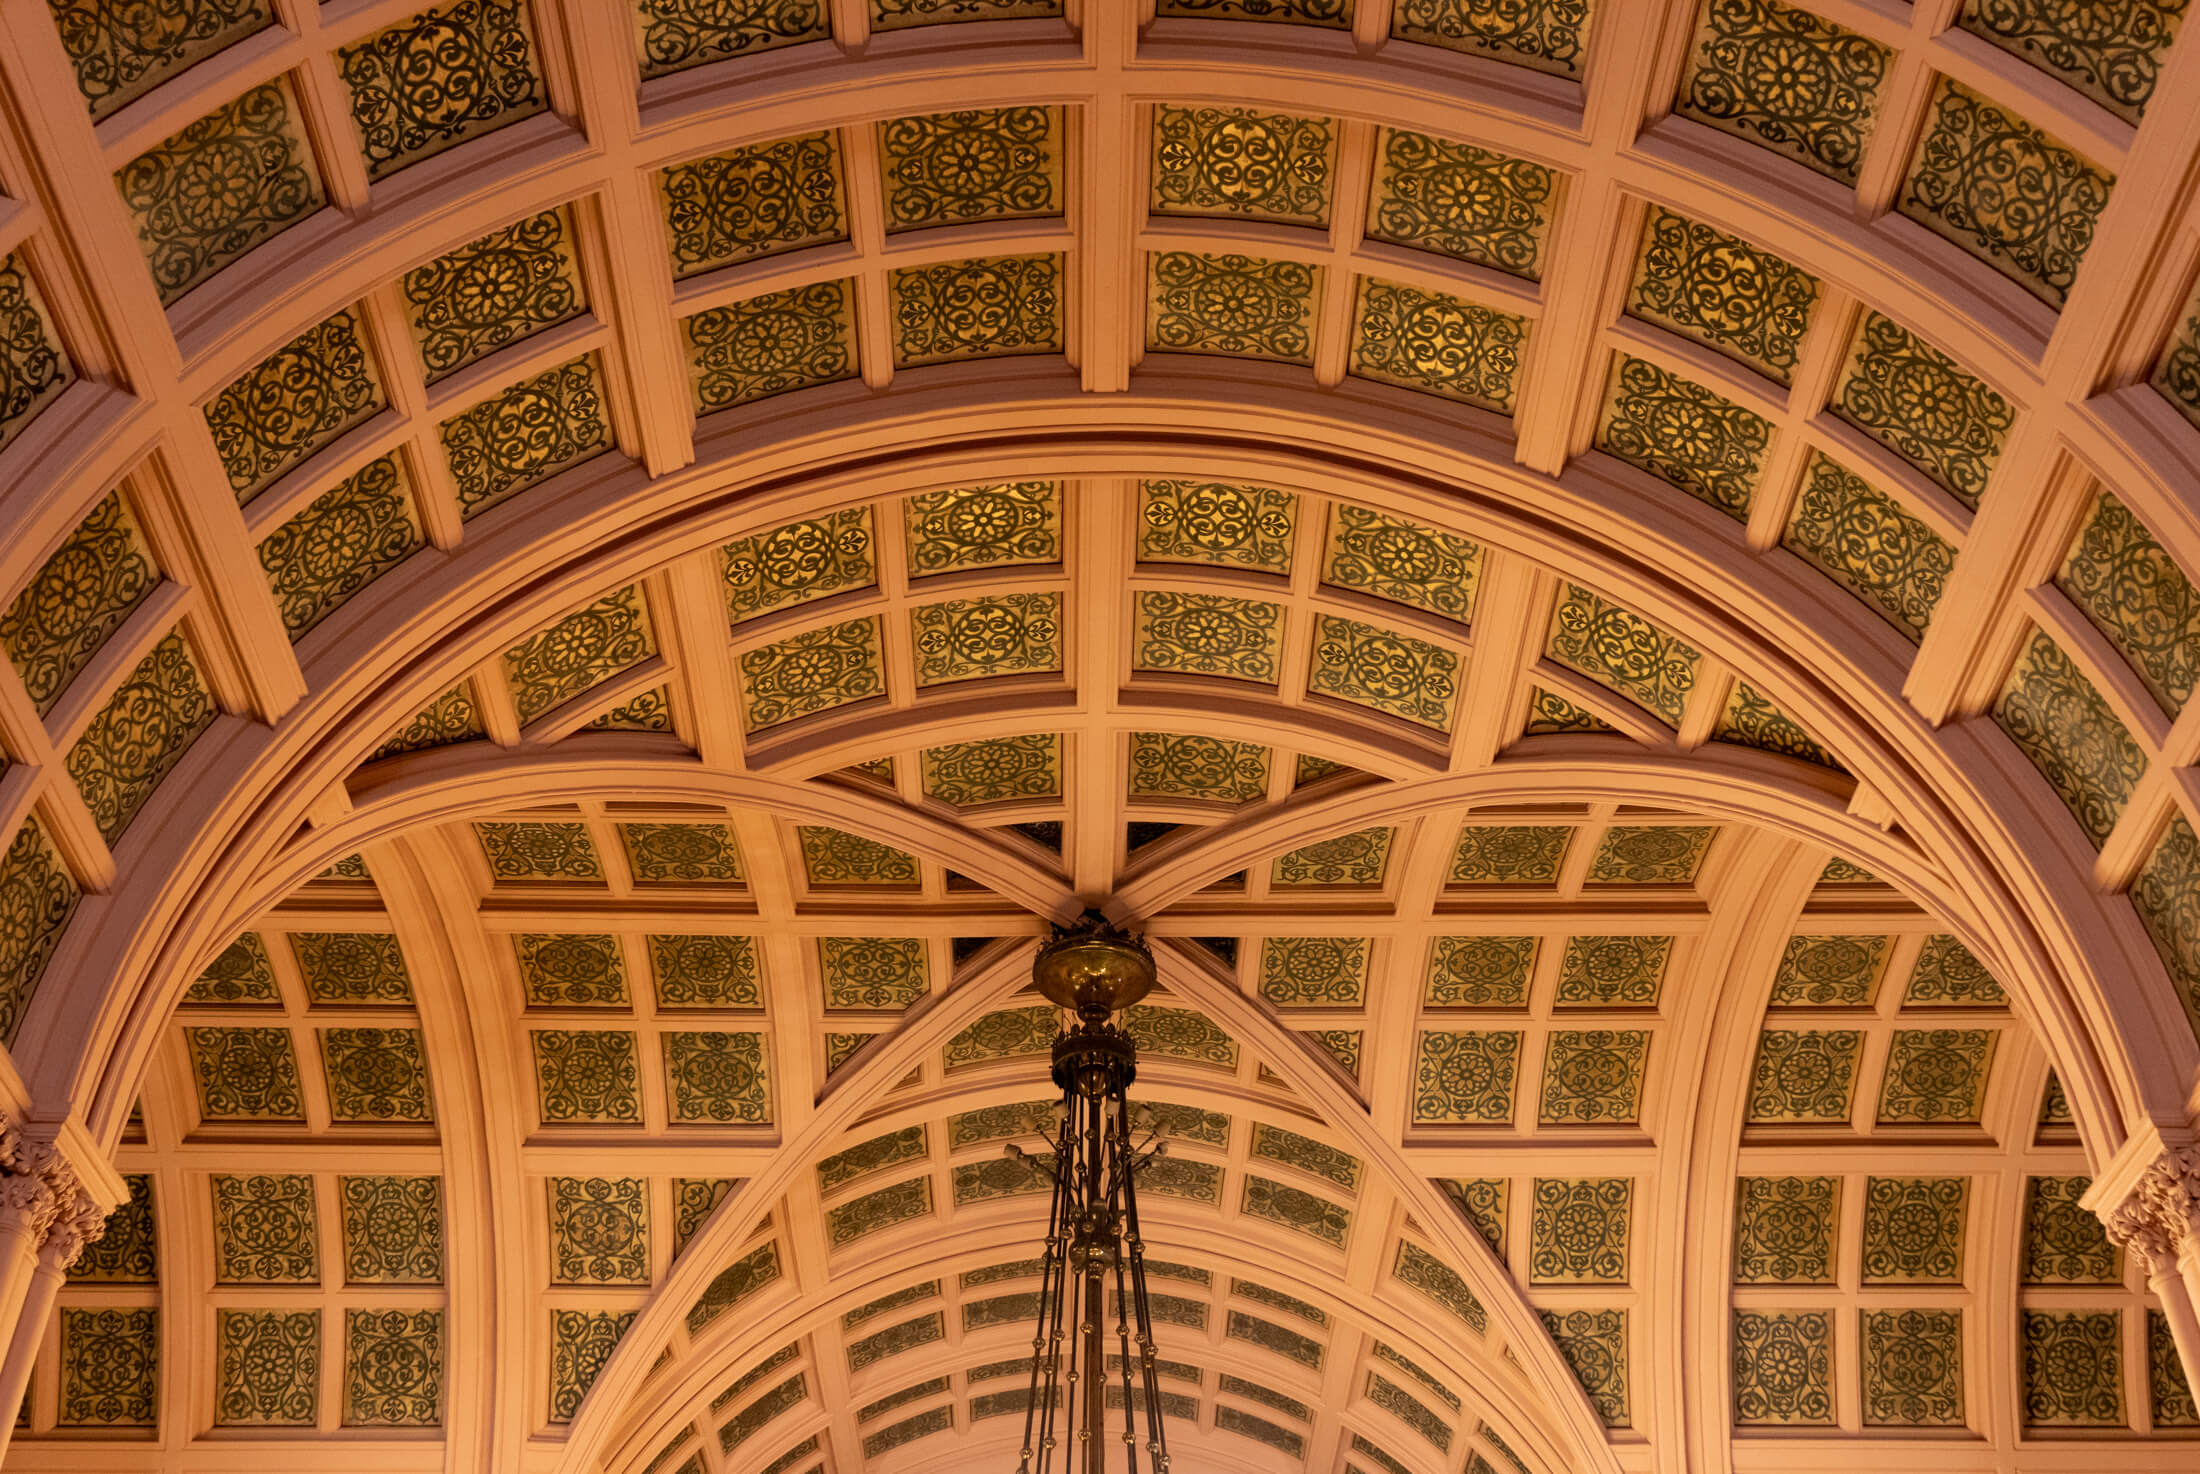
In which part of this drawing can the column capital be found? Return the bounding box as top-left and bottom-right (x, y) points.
(0, 1124), (110, 1265)
(2092, 1142), (2200, 1267)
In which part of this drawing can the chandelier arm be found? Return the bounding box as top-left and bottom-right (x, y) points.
(1022, 1098), (1078, 1474)
(1118, 1103), (1168, 1473)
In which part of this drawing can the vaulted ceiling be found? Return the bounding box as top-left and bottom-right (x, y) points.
(0, 2), (2198, 1474)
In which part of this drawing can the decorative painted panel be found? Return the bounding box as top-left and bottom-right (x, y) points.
(872, 0), (1062, 24)
(336, 0), (544, 179)
(1131, 590), (1282, 683)
(51, 0), (273, 119)
(1529, 1177), (1631, 1282)
(921, 734), (1060, 805)
(1898, 78), (2112, 306)
(720, 508), (874, 624)
(258, 455), (421, 638)
(0, 492), (157, 716)
(371, 681), (486, 758)
(739, 615), (884, 729)
(673, 1178), (738, 1257)
(1449, 825), (1568, 883)
(623, 826), (744, 886)
(1258, 936), (1369, 1007)
(634, 0), (827, 76)
(403, 209), (583, 381)
(1586, 825), (1713, 883)
(2000, 621), (2151, 837)
(1127, 731), (1269, 801)
(1626, 207), (1820, 383)
(1555, 935), (1670, 1007)
(320, 1027), (434, 1122)
(879, 108), (1061, 230)
(890, 254), (1062, 365)
(0, 816), (81, 1042)
(905, 481), (1061, 574)
(1538, 1309), (1628, 1426)
(1732, 1310), (1833, 1425)
(117, 80), (324, 303)
(340, 1176), (442, 1283)
(1147, 250), (1316, 362)
(1862, 1308), (1964, 1426)
(1861, 1176), (1968, 1283)
(1876, 1028), (1997, 1123)
(1712, 680), (1837, 766)
(550, 1176), (650, 1284)
(1136, 478), (1295, 570)
(2150, 1308), (2200, 1426)
(1225, 1309), (1324, 1368)
(1746, 1029), (1862, 1121)
(476, 822), (603, 882)
(185, 933), (279, 1007)
(1903, 934), (2005, 1006)
(0, 252), (72, 458)
(503, 585), (655, 726)
(1123, 1004), (1238, 1069)
(68, 627), (217, 843)
(57, 1308), (157, 1426)
(1830, 311), (2012, 507)
(1239, 1174), (1350, 1244)
(686, 1242), (780, 1332)
(1392, 1241), (1485, 1333)
(1768, 933), (1888, 1006)
(343, 1308), (443, 1426)
(2022, 1175), (2121, 1283)
(1390, 0), (1593, 76)
(1150, 104), (1336, 225)
(550, 1310), (632, 1422)
(912, 592), (1062, 683)
(642, 935), (759, 1009)
(1675, 0), (1889, 181)
(2133, 813), (2200, 1032)
(859, 1403), (949, 1457)
(207, 310), (384, 503)
(1782, 453), (1953, 642)
(825, 1176), (932, 1246)
(2057, 491), (2200, 714)
(440, 354), (612, 517)
(819, 937), (927, 1011)
(686, 281), (857, 409)
(1321, 504), (1480, 622)
(662, 1031), (771, 1122)
(1412, 1030), (1521, 1123)
(796, 826), (918, 886)
(819, 1125), (927, 1193)
(2020, 1310), (2122, 1426)
(1547, 583), (1701, 723)
(1307, 614), (1461, 729)
(1540, 1030), (1649, 1124)
(69, 1174), (156, 1284)
(945, 1006), (1055, 1069)
(1271, 826), (1392, 885)
(1364, 128), (1555, 277)
(186, 1026), (305, 1120)
(1595, 354), (1767, 518)
(1349, 277), (1527, 410)
(662, 133), (845, 276)
(213, 1172), (317, 1282)
(215, 1309), (318, 1425)
(1426, 936), (1536, 1007)
(1956, 0), (2181, 123)
(1250, 1123), (1361, 1191)
(530, 1029), (642, 1123)
(1733, 1176), (1838, 1283)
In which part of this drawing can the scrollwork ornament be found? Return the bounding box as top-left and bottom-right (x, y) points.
(1627, 207), (1820, 383)
(1959, 0), (2180, 123)
(1781, 454), (1954, 643)
(50, 0), (273, 120)
(1992, 626), (2146, 846)
(1596, 355), (1768, 518)
(890, 254), (1062, 366)
(2055, 491), (2200, 714)
(1547, 584), (1701, 724)
(404, 209), (583, 379)
(258, 455), (422, 638)
(1677, 0), (1890, 181)
(441, 356), (613, 518)
(337, 0), (546, 179)
(635, 0), (827, 77)
(1367, 128), (1554, 276)
(879, 109), (1060, 230)
(1390, 0), (1593, 76)
(1351, 277), (1526, 408)
(1148, 251), (1316, 362)
(1151, 105), (1335, 225)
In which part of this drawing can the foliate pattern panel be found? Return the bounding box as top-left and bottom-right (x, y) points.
(1150, 105), (1337, 226)
(1365, 128), (1555, 277)
(1137, 479), (1296, 571)
(1390, 0), (1594, 76)
(440, 355), (613, 517)
(550, 1176), (650, 1284)
(820, 937), (928, 1010)
(1768, 933), (1888, 1007)
(738, 616), (884, 729)
(550, 1310), (633, 1422)
(1956, 0), (2182, 123)
(662, 1031), (772, 1122)
(0, 253), (74, 453)
(1539, 1309), (1628, 1426)
(1675, 0), (1890, 181)
(921, 734), (1061, 805)
(1898, 78), (2113, 307)
(1131, 591), (1282, 682)
(1876, 1028), (1997, 1123)
(502, 585), (655, 725)
(402, 209), (584, 381)
(721, 507), (875, 623)
(371, 681), (486, 758)
(1547, 583), (1701, 724)
(187, 1026), (306, 1120)
(476, 822), (602, 881)
(1349, 277), (1527, 410)
(215, 1309), (318, 1425)
(2150, 1309), (2200, 1426)
(1127, 732), (1269, 801)
(1746, 1029), (1862, 1121)
(1449, 825), (1568, 884)
(1830, 311), (2012, 508)
(1306, 614), (1461, 729)
(1861, 1176), (1968, 1283)
(2021, 1175), (2121, 1283)
(1524, 687), (1613, 733)
(1626, 207), (1820, 384)
(634, 0), (827, 76)
(878, 109), (1062, 231)
(872, 0), (1063, 24)
(1528, 1178), (1631, 1283)
(687, 1243), (782, 1334)
(1147, 251), (1316, 362)
(1259, 936), (1369, 1007)
(646, 935), (760, 1009)
(67, 630), (217, 845)
(58, 1308), (158, 1426)
(1271, 826), (1392, 885)
(213, 1172), (318, 1282)
(117, 79), (325, 303)
(686, 281), (857, 409)
(1426, 936), (1536, 1007)
(1993, 626), (2145, 847)
(1321, 504), (1481, 621)
(320, 1027), (435, 1122)
(336, 0), (546, 179)
(1732, 1176), (1838, 1283)
(890, 254), (1063, 366)
(0, 491), (157, 715)
(0, 817), (81, 1042)
(1862, 1308), (1964, 1426)
(1392, 1242), (1485, 1334)
(291, 932), (412, 1005)
(797, 827), (918, 886)
(1904, 934), (2006, 1006)
(1712, 680), (1837, 766)
(1412, 1030), (1521, 1123)
(662, 133), (846, 276)
(1539, 1030), (1650, 1124)
(905, 481), (1061, 574)
(1732, 1310), (1833, 1425)
(69, 1174), (156, 1284)
(1556, 935), (1670, 1007)
(340, 1176), (443, 1283)
(1781, 453), (1953, 643)
(1585, 825), (1713, 883)
(343, 1308), (443, 1426)
(826, 1176), (933, 1246)
(912, 592), (1062, 684)
(2020, 1310), (2123, 1426)
(206, 308), (385, 503)
(2133, 814), (2200, 1031)
(531, 1030), (642, 1123)
(1594, 354), (1768, 518)
(2056, 491), (2200, 713)
(257, 455), (422, 638)
(50, 0), (274, 119)
(624, 825), (746, 885)
(1239, 1175), (1350, 1245)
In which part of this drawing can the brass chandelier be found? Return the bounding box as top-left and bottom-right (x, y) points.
(1008, 914), (1173, 1474)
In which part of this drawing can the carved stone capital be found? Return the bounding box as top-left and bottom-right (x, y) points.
(2097, 1145), (2200, 1265)
(0, 1124), (104, 1261)
(38, 1189), (106, 1271)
